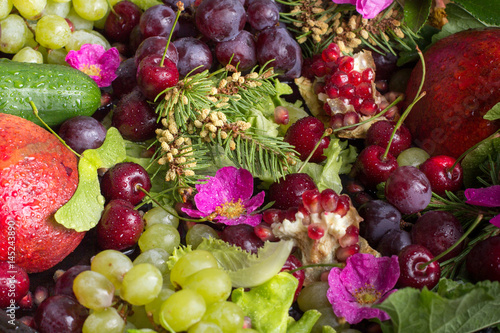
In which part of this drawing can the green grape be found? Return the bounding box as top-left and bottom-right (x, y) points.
(133, 248), (170, 275)
(397, 147), (430, 167)
(82, 307), (126, 333)
(159, 289), (206, 332)
(202, 301), (245, 333)
(188, 320), (223, 333)
(186, 224), (219, 248)
(127, 305), (157, 330)
(138, 224), (180, 254)
(12, 0), (46, 19)
(73, 270), (115, 310)
(183, 268), (232, 305)
(46, 47), (68, 64)
(296, 281), (331, 312)
(143, 206), (179, 229)
(65, 29), (110, 51)
(90, 249), (133, 291)
(145, 287), (175, 324)
(12, 46), (43, 63)
(92, 6), (109, 30)
(170, 250), (219, 289)
(120, 263), (163, 306)
(35, 14), (71, 49)
(72, 0), (107, 21)
(0, 14), (29, 54)
(42, 0), (70, 17)
(0, 0), (13, 20)
(236, 329), (259, 333)
(66, 7), (93, 30)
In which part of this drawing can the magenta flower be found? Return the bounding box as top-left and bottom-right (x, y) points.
(181, 166), (265, 226)
(65, 44), (120, 87)
(326, 253), (399, 324)
(332, 0), (393, 19)
(465, 185), (500, 228)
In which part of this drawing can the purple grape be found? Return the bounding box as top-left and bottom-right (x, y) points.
(53, 265), (90, 299)
(246, 0), (279, 31)
(221, 224), (264, 254)
(58, 116), (107, 154)
(112, 57), (138, 99)
(104, 0), (142, 43)
(358, 200), (401, 247)
(256, 26), (303, 80)
(385, 166), (432, 214)
(215, 30), (257, 71)
(139, 4), (179, 39)
(134, 36), (179, 66)
(195, 0), (246, 42)
(34, 295), (88, 333)
(376, 229), (412, 256)
(173, 37), (213, 77)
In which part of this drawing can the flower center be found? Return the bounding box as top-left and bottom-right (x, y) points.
(215, 198), (246, 219)
(353, 283), (382, 306)
(81, 64), (101, 77)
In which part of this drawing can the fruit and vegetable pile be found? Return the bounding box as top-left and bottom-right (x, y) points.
(1, 0), (500, 332)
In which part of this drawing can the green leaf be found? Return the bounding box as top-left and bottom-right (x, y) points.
(376, 279), (500, 333)
(232, 272), (298, 333)
(432, 3), (487, 43)
(453, 0), (500, 25)
(461, 135), (500, 188)
(484, 102), (500, 121)
(54, 127), (126, 232)
(403, 0), (432, 33)
(197, 238), (294, 288)
(286, 309), (322, 333)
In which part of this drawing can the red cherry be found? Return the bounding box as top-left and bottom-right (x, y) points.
(419, 155), (463, 195)
(281, 254), (305, 302)
(466, 235), (500, 283)
(397, 244), (441, 289)
(136, 54), (179, 101)
(352, 145), (398, 189)
(284, 116), (330, 163)
(365, 120), (412, 157)
(268, 173), (317, 210)
(100, 162), (152, 205)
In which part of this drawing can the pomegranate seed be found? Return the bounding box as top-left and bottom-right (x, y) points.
(298, 204), (311, 225)
(339, 225), (359, 247)
(323, 102), (333, 116)
(329, 114), (344, 129)
(350, 96), (364, 110)
(384, 106), (398, 119)
(339, 84), (356, 99)
(358, 98), (379, 116)
(345, 180), (365, 193)
(34, 286), (49, 306)
(18, 291), (33, 310)
(325, 84), (340, 99)
(314, 81), (325, 95)
(330, 71), (349, 87)
(308, 223), (325, 240)
(342, 111), (360, 128)
(348, 70), (362, 85)
(65, 18), (75, 32)
(376, 80), (388, 93)
(361, 68), (375, 82)
(254, 223), (278, 242)
(334, 195), (350, 217)
(352, 191), (373, 206)
(320, 188), (339, 212)
(274, 106), (289, 125)
(262, 208), (282, 224)
(302, 189), (322, 213)
(322, 43), (341, 63)
(311, 59), (327, 77)
(338, 56), (354, 72)
(280, 207), (298, 222)
(320, 270), (330, 281)
(355, 82), (373, 98)
(336, 244), (360, 262)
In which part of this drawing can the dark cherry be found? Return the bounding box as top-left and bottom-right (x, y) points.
(358, 199), (401, 247)
(112, 57), (138, 99)
(267, 173), (317, 210)
(139, 4), (179, 39)
(173, 37), (213, 77)
(195, 0), (246, 42)
(221, 224), (264, 254)
(215, 30), (257, 72)
(53, 265), (90, 299)
(246, 0), (279, 31)
(411, 211), (464, 262)
(58, 116), (107, 154)
(33, 295), (88, 333)
(136, 54), (179, 101)
(376, 229), (412, 256)
(111, 87), (159, 142)
(280, 254), (305, 301)
(128, 24), (144, 53)
(97, 199), (145, 251)
(397, 244), (440, 290)
(134, 36), (179, 67)
(466, 235), (500, 283)
(0, 261), (30, 308)
(104, 0), (142, 43)
(419, 155), (463, 195)
(352, 144), (398, 189)
(100, 161), (152, 205)
(365, 120), (412, 157)
(284, 116), (330, 163)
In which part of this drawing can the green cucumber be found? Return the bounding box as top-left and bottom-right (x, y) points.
(0, 58), (101, 127)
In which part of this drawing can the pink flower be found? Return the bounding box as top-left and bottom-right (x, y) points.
(465, 185), (500, 228)
(326, 253), (399, 324)
(181, 166), (265, 226)
(332, 0), (393, 19)
(65, 44), (120, 87)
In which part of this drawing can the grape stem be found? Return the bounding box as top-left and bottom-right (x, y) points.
(418, 213), (484, 270)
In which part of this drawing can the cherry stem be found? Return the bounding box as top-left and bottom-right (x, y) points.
(287, 262), (345, 274)
(29, 101), (81, 158)
(418, 213), (484, 270)
(161, 2), (184, 68)
(297, 128), (333, 173)
(382, 46), (426, 161)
